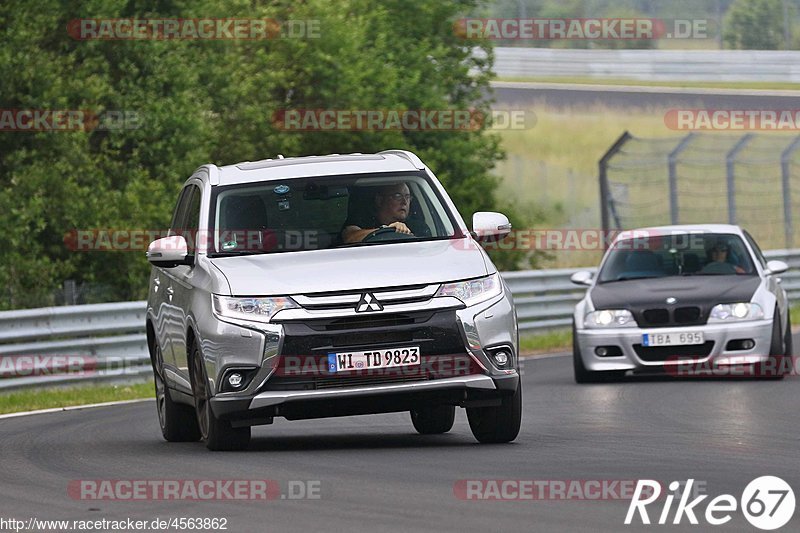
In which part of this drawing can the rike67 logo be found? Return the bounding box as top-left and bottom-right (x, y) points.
(625, 477), (795, 530)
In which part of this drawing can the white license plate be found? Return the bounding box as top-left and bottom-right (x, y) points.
(642, 332), (704, 347)
(328, 346), (421, 372)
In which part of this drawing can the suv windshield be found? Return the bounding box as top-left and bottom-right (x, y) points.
(207, 173), (458, 255)
(598, 232), (756, 283)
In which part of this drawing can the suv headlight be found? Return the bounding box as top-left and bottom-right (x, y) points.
(584, 309), (635, 328)
(708, 302), (764, 322)
(212, 295), (298, 323)
(436, 273), (503, 307)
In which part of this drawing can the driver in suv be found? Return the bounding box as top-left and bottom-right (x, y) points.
(341, 182), (416, 243)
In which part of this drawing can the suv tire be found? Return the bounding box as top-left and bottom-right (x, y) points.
(466, 381), (522, 443)
(190, 342), (251, 451)
(410, 405), (455, 434)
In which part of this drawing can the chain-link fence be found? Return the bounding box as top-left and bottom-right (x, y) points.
(600, 131), (800, 249)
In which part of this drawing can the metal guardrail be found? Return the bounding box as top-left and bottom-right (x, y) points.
(492, 47), (800, 83)
(1, 249), (799, 390)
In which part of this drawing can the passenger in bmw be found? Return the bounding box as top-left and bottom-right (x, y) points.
(341, 182), (430, 243)
(702, 240), (745, 274)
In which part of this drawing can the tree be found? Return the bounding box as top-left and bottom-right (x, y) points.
(0, 0), (526, 309)
(724, 0), (786, 49)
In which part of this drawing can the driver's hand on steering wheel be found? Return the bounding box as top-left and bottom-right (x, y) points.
(387, 221), (412, 235)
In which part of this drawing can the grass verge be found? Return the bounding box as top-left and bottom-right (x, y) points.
(520, 329), (572, 355)
(0, 381), (154, 415)
(791, 304), (800, 330)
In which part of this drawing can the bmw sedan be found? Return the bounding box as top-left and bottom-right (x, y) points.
(570, 225), (792, 382)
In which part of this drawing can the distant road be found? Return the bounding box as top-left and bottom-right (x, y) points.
(491, 81), (800, 109)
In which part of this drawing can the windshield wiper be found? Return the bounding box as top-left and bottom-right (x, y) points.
(208, 251), (271, 258)
(601, 275), (665, 283)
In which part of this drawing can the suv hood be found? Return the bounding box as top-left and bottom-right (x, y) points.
(209, 238), (489, 296)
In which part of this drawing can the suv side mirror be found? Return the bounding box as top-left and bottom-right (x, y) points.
(147, 236), (191, 268)
(472, 212), (512, 239)
(570, 271), (594, 286)
(765, 260), (788, 275)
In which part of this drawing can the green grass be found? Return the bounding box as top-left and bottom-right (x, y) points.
(0, 381), (154, 415)
(791, 304), (800, 329)
(496, 76), (800, 91)
(494, 101), (800, 267)
(519, 329), (572, 355)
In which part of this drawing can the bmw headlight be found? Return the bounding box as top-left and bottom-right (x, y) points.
(436, 273), (503, 306)
(584, 309), (635, 328)
(212, 295), (298, 323)
(708, 302), (764, 322)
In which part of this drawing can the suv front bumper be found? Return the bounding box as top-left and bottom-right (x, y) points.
(203, 291), (520, 426)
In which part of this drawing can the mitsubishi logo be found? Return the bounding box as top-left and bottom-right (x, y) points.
(356, 293), (383, 313)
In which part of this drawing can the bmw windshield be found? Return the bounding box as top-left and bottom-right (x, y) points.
(598, 232), (757, 283)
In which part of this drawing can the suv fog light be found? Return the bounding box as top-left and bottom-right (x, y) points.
(220, 367), (258, 393)
(493, 351), (509, 366)
(485, 345), (513, 368)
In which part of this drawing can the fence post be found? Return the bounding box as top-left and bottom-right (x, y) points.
(781, 135), (800, 249)
(725, 133), (753, 225)
(667, 133), (696, 225)
(599, 131), (632, 246)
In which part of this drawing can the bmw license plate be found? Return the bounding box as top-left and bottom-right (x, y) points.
(642, 332), (704, 347)
(328, 346), (421, 372)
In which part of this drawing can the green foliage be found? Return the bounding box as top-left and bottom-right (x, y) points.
(724, 0), (787, 49)
(0, 0), (514, 309)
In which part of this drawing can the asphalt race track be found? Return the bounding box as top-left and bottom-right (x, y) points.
(492, 81), (800, 110)
(1, 347), (797, 532)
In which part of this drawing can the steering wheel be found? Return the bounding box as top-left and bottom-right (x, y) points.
(701, 261), (737, 275)
(362, 226), (416, 243)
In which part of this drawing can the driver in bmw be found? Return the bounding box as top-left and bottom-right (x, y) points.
(341, 182), (415, 243)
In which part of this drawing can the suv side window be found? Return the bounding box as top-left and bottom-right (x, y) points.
(183, 185), (202, 254)
(169, 184), (202, 254)
(170, 187), (193, 235)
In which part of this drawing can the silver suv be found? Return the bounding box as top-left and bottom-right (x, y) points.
(145, 150), (521, 450)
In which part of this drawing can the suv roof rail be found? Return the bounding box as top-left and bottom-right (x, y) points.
(379, 149), (425, 170)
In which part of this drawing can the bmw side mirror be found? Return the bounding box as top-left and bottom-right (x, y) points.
(765, 260), (788, 276)
(570, 271), (593, 286)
